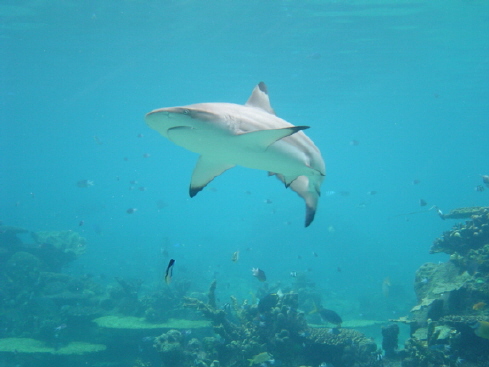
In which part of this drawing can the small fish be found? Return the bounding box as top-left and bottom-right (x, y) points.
(307, 52), (321, 60)
(143, 153), (151, 158)
(419, 199), (427, 207)
(475, 185), (485, 192)
(258, 294), (279, 313)
(290, 271), (297, 277)
(312, 252), (319, 257)
(433, 206), (445, 220)
(482, 175), (489, 188)
(126, 208), (137, 214)
(367, 191), (377, 195)
(470, 320), (489, 339)
(231, 251), (239, 262)
(78, 220), (84, 226)
(76, 179), (94, 188)
(467, 259), (479, 276)
(349, 140), (360, 146)
(472, 302), (487, 310)
(164, 259), (175, 284)
(252, 268), (267, 282)
(54, 323), (67, 331)
(248, 352), (273, 366)
(310, 304), (342, 326)
(382, 276), (391, 298)
(412, 179), (421, 185)
(319, 309), (342, 326)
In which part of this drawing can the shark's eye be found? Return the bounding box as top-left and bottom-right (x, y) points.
(182, 109), (190, 115)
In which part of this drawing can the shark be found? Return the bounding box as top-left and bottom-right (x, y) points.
(145, 82), (325, 227)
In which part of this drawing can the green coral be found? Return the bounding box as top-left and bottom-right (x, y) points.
(6, 251), (43, 286)
(0, 338), (106, 354)
(442, 206), (489, 219)
(32, 230), (86, 257)
(431, 208), (489, 255)
(93, 315), (209, 330)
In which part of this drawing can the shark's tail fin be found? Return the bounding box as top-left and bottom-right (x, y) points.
(271, 174), (320, 227)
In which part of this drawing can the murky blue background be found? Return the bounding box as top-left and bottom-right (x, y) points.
(1, 0), (488, 328)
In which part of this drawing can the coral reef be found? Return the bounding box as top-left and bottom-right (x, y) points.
(387, 207), (489, 366)
(431, 208), (489, 256)
(177, 281), (381, 367)
(31, 230), (86, 270)
(441, 206), (489, 220)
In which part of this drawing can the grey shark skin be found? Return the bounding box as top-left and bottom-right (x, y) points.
(145, 82), (325, 227)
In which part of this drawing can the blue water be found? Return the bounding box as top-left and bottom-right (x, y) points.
(1, 0), (488, 349)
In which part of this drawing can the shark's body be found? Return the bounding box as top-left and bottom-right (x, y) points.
(145, 82), (325, 226)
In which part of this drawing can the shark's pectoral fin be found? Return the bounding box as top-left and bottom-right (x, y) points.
(238, 126), (309, 151)
(189, 156), (235, 197)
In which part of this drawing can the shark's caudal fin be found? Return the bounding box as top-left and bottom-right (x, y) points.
(272, 174), (320, 227)
(245, 81), (275, 115)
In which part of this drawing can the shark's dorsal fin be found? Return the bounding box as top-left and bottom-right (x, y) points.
(189, 156), (235, 197)
(245, 82), (276, 115)
(238, 126), (309, 151)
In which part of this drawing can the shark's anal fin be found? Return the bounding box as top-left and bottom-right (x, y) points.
(238, 126), (309, 151)
(189, 156), (235, 197)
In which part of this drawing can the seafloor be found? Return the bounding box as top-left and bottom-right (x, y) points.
(0, 207), (488, 367)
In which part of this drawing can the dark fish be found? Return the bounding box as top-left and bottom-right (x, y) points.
(467, 259), (479, 276)
(76, 179), (94, 188)
(318, 308), (343, 326)
(475, 185), (485, 192)
(126, 208), (137, 214)
(349, 140), (360, 146)
(482, 175), (489, 188)
(252, 268), (267, 282)
(78, 220), (84, 226)
(367, 191), (377, 195)
(419, 199), (427, 207)
(258, 293), (279, 313)
(307, 52), (321, 60)
(412, 179), (421, 185)
(165, 259), (175, 284)
(156, 201), (167, 210)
